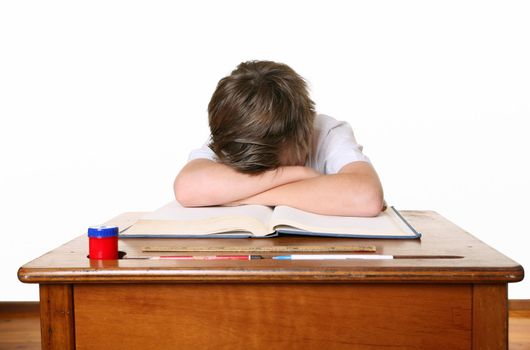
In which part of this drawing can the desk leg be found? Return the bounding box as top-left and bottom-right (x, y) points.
(39, 284), (75, 350)
(472, 284), (508, 350)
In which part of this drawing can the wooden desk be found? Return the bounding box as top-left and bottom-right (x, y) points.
(18, 211), (524, 350)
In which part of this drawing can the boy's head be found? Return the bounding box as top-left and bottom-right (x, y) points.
(208, 60), (315, 174)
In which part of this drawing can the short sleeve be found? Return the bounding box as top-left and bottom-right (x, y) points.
(321, 122), (371, 174)
(187, 138), (217, 162)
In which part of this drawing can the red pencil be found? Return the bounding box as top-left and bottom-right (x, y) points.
(135, 255), (263, 260)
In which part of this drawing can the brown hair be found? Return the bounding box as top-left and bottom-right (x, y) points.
(208, 60), (316, 174)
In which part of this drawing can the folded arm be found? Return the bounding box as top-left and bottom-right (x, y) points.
(232, 161), (384, 217)
(174, 159), (320, 207)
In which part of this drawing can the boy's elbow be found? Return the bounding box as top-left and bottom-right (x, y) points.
(361, 197), (384, 217)
(173, 174), (201, 207)
(174, 170), (224, 207)
(362, 187), (385, 217)
(351, 186), (384, 217)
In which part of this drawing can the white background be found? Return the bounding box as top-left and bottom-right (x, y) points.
(1, 1), (528, 300)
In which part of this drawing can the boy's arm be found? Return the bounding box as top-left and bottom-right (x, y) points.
(233, 161), (384, 217)
(174, 159), (320, 207)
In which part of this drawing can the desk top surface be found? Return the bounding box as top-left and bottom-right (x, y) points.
(18, 211), (524, 284)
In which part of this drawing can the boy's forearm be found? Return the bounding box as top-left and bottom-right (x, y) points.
(236, 163), (384, 217)
(174, 159), (319, 207)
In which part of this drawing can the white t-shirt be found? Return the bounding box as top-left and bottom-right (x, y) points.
(188, 114), (370, 174)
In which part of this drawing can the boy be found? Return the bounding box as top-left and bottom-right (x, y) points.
(174, 61), (384, 217)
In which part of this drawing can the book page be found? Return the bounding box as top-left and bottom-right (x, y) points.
(123, 201), (275, 237)
(270, 206), (417, 237)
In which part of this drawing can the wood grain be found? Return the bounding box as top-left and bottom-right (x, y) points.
(75, 283), (472, 350)
(510, 302), (530, 350)
(473, 284), (508, 350)
(39, 285), (75, 350)
(1, 300), (527, 350)
(0, 302), (40, 350)
(510, 299), (530, 312)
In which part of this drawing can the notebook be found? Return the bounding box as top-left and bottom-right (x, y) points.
(120, 201), (421, 239)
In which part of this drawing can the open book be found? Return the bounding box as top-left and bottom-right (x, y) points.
(120, 201), (421, 239)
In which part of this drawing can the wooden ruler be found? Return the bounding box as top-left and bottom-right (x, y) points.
(142, 245), (377, 253)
